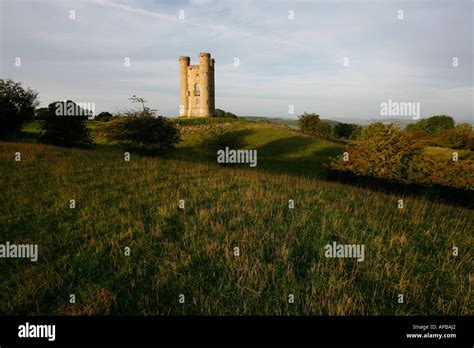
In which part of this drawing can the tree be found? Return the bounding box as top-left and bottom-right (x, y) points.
(406, 115), (454, 134)
(129, 95), (156, 117)
(214, 108), (237, 118)
(332, 122), (362, 139)
(102, 95), (180, 155)
(0, 79), (39, 138)
(95, 111), (114, 122)
(425, 115), (455, 133)
(333, 123), (422, 181)
(298, 112), (332, 138)
(35, 107), (50, 120)
(39, 101), (93, 148)
(104, 115), (180, 155)
(435, 123), (474, 150)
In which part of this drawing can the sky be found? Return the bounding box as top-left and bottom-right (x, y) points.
(1, 0), (473, 121)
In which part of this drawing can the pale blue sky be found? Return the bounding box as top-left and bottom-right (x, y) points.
(1, 0), (472, 121)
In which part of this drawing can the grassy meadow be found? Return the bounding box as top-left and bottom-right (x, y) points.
(0, 119), (472, 315)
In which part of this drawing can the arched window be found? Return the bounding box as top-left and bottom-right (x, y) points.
(194, 83), (200, 96)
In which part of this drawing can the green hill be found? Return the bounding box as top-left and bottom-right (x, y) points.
(0, 120), (471, 315)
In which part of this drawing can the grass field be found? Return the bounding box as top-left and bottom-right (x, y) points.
(0, 120), (472, 315)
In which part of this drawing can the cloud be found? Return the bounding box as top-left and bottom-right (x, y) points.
(1, 0), (472, 121)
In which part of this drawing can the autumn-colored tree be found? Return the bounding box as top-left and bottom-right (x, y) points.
(434, 123), (474, 150)
(332, 122), (474, 190)
(334, 123), (421, 181)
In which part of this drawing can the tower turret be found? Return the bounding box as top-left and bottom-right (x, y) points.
(199, 52), (211, 117)
(210, 58), (215, 115)
(179, 56), (190, 116)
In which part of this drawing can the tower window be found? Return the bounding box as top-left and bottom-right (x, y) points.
(196, 98), (200, 105)
(194, 83), (200, 96)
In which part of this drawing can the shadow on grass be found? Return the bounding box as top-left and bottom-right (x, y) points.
(11, 125), (472, 209)
(173, 128), (255, 160)
(325, 169), (474, 208)
(254, 135), (317, 157)
(170, 133), (473, 208)
(253, 136), (343, 176)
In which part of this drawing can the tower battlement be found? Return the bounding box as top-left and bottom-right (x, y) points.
(179, 53), (215, 117)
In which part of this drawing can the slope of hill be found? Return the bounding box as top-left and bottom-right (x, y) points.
(176, 121), (342, 176)
(0, 120), (471, 315)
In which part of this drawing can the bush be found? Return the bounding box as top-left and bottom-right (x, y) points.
(34, 107), (50, 120)
(434, 123), (474, 150)
(406, 115), (455, 133)
(103, 115), (180, 155)
(214, 108), (237, 118)
(0, 79), (39, 138)
(334, 123), (421, 181)
(298, 112), (331, 138)
(39, 101), (93, 148)
(95, 111), (114, 122)
(332, 122), (362, 139)
(407, 152), (474, 190)
(331, 122), (474, 190)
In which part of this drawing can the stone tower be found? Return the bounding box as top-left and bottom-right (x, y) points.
(179, 52), (215, 117)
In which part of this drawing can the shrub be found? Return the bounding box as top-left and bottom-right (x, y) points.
(39, 101), (93, 148)
(407, 152), (474, 190)
(214, 108), (237, 118)
(0, 79), (39, 138)
(298, 112), (331, 138)
(406, 115), (455, 133)
(333, 123), (421, 181)
(34, 107), (50, 120)
(95, 111), (114, 122)
(434, 123), (474, 150)
(332, 122), (362, 139)
(103, 115), (180, 155)
(331, 122), (474, 190)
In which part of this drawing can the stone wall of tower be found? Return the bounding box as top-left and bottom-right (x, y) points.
(210, 58), (215, 113)
(179, 53), (215, 117)
(179, 56), (190, 116)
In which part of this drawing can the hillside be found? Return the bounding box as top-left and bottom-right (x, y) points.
(0, 120), (472, 315)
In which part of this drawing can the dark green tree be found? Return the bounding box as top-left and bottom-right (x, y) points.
(34, 107), (50, 120)
(103, 115), (180, 155)
(0, 79), (39, 138)
(332, 122), (362, 139)
(39, 101), (93, 148)
(95, 111), (114, 121)
(406, 115), (455, 133)
(298, 112), (331, 138)
(214, 108), (237, 118)
(103, 95), (180, 155)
